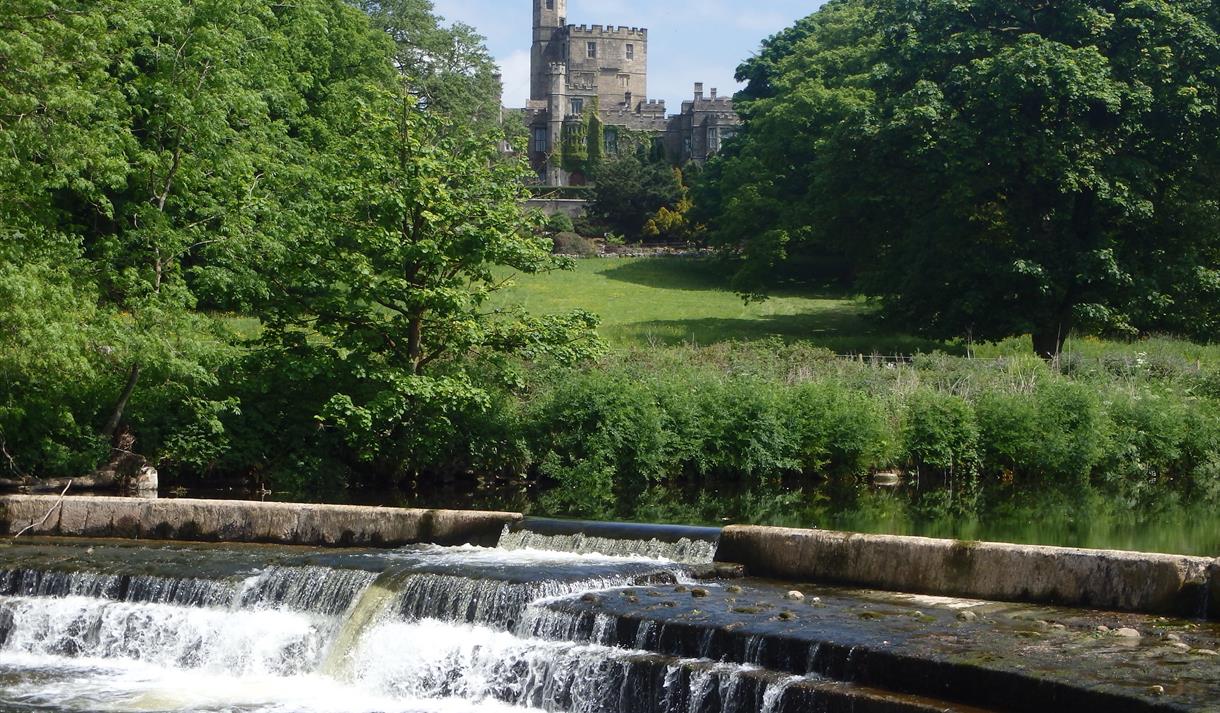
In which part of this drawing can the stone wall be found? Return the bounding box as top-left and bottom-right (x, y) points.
(716, 525), (1215, 618)
(524, 197), (587, 218)
(0, 495), (519, 548)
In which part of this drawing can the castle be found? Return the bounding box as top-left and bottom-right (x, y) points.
(523, 0), (741, 186)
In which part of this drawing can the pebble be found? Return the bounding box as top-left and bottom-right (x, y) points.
(1050, 623), (1068, 631)
(1192, 649), (1219, 657)
(1165, 633), (1182, 642)
(777, 611), (797, 621)
(784, 591), (805, 601)
(726, 585), (743, 594)
(690, 588), (709, 598)
(581, 593), (602, 604)
(673, 585), (689, 593)
(956, 610), (978, 622)
(1114, 628), (1142, 639)
(1148, 685), (1165, 696)
(1097, 625), (1111, 633)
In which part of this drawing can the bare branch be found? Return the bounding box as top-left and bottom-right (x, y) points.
(12, 480), (72, 539)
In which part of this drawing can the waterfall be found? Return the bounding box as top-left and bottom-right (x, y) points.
(497, 528), (718, 564)
(239, 566), (379, 616)
(0, 568), (238, 608)
(0, 595), (330, 676)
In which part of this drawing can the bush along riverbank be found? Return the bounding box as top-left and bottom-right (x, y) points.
(185, 341), (1220, 539)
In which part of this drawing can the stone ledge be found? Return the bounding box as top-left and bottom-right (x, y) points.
(0, 495), (520, 548)
(716, 525), (1215, 619)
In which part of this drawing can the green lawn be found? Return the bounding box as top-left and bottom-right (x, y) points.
(490, 257), (947, 353)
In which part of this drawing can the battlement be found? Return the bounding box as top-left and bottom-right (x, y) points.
(566, 24), (647, 37)
(547, 61), (567, 75)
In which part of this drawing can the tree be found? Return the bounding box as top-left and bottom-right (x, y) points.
(0, 0), (398, 478)
(253, 83), (601, 480)
(356, 0), (503, 137)
(588, 156), (682, 239)
(699, 0), (877, 296)
(706, 0), (1220, 356)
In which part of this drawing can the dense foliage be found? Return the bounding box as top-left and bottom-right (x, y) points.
(0, 0), (595, 484)
(703, 0), (1220, 356)
(587, 156), (683, 239)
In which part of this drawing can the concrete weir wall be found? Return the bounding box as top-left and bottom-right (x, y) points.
(0, 495), (520, 548)
(716, 525), (1218, 618)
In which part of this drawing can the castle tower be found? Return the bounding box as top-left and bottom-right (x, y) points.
(531, 0), (567, 101)
(545, 62), (568, 186)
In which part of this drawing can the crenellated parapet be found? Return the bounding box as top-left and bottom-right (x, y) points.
(566, 24), (647, 38)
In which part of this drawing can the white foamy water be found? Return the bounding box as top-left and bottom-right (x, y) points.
(0, 541), (791, 713)
(0, 596), (332, 676)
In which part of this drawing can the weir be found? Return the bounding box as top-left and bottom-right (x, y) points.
(0, 504), (1215, 712)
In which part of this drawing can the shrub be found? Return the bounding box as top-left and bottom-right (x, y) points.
(692, 379), (799, 481)
(787, 380), (896, 478)
(902, 389), (979, 481)
(525, 371), (673, 513)
(1098, 392), (1220, 502)
(545, 212), (575, 234)
(551, 232), (598, 256)
(975, 380), (1105, 486)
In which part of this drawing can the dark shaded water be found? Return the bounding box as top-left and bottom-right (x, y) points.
(168, 480), (1220, 557)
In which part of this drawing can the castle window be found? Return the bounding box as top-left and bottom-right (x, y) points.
(570, 98), (583, 115)
(545, 0), (553, 9)
(587, 41), (597, 59)
(625, 44), (634, 60)
(533, 127), (549, 153)
(618, 74), (630, 88)
(604, 128), (618, 155)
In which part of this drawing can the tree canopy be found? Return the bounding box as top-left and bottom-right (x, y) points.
(703, 0), (1220, 355)
(0, 0), (595, 484)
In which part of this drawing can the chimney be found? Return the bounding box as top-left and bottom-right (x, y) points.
(710, 88), (717, 100)
(694, 82), (704, 100)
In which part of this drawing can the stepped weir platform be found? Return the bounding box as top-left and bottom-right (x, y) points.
(0, 496), (1214, 712)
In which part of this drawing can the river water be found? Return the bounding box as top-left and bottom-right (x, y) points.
(0, 527), (1216, 713)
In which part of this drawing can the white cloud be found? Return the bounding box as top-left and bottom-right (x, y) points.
(497, 49), (533, 108)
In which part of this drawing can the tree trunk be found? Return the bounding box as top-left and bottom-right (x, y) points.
(103, 363), (141, 440)
(1032, 325), (1067, 361)
(407, 318), (423, 374)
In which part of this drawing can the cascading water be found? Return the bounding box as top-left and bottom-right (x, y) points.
(0, 537), (810, 713)
(0, 534), (1214, 713)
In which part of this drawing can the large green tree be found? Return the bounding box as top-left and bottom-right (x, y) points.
(356, 0), (503, 136)
(247, 82), (601, 482)
(0, 0), (397, 477)
(707, 0), (1220, 355)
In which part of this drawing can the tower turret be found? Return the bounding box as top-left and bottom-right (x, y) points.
(531, 0), (568, 101)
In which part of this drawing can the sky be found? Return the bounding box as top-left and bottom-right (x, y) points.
(430, 0), (824, 111)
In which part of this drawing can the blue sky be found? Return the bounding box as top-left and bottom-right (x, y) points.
(431, 0), (824, 111)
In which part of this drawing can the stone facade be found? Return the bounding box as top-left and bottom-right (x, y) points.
(666, 83), (740, 165)
(525, 0), (740, 186)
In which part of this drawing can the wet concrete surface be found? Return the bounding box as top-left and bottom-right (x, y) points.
(543, 578), (1220, 712)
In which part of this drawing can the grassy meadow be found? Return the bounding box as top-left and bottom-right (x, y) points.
(490, 258), (945, 353)
(491, 257), (1220, 365)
